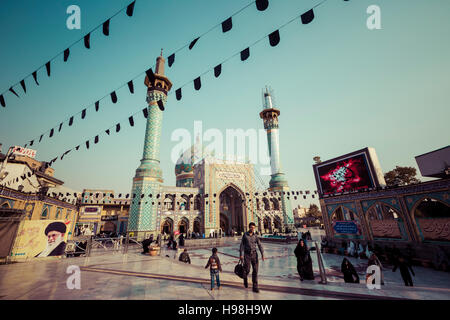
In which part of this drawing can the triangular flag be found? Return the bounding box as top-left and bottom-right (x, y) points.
(69, 116), (74, 126)
(126, 1), (136, 16)
(103, 19), (110, 36)
(49, 128), (54, 138)
(142, 108), (148, 118)
(9, 87), (19, 98)
(81, 109), (86, 119)
(32, 71), (39, 85)
(129, 116), (134, 126)
(127, 80), (134, 94)
(194, 77), (201, 90)
(29, 140), (34, 146)
(116, 123), (121, 132)
(240, 47), (250, 61)
(0, 95), (4, 107)
(64, 48), (70, 62)
(44, 62), (51, 77)
(175, 88), (182, 101)
(76, 145), (80, 151)
(146, 68), (155, 83)
(84, 33), (91, 49)
(269, 30), (280, 47)
(256, 0), (269, 11)
(189, 37), (199, 50)
(95, 101), (99, 112)
(157, 100), (165, 111)
(214, 64), (222, 78)
(105, 129), (110, 135)
(58, 123), (63, 132)
(39, 134), (43, 142)
(168, 53), (175, 67)
(20, 80), (26, 93)
(301, 9), (314, 24)
(94, 135), (99, 144)
(111, 91), (117, 103)
(86, 141), (90, 149)
(222, 17), (232, 33)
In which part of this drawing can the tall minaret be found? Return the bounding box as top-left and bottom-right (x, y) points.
(259, 87), (294, 231)
(128, 52), (172, 240)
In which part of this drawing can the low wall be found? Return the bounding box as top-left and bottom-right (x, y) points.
(182, 237), (240, 249)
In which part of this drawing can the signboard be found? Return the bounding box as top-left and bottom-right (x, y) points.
(83, 206), (100, 214)
(313, 148), (385, 195)
(101, 215), (118, 221)
(11, 146), (36, 159)
(11, 220), (72, 259)
(332, 221), (359, 234)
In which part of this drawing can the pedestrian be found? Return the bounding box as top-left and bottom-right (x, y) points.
(348, 240), (356, 257)
(156, 233), (161, 247)
(141, 236), (152, 254)
(179, 248), (191, 264)
(205, 247), (222, 291)
(239, 222), (265, 293)
(179, 233), (185, 247)
(367, 252), (384, 285)
(341, 258), (360, 283)
(294, 239), (314, 281)
(392, 256), (415, 286)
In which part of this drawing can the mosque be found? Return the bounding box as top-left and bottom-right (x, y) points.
(127, 54), (295, 240)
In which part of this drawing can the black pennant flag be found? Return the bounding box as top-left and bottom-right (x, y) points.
(69, 116), (74, 126)
(146, 68), (155, 83)
(127, 80), (134, 94)
(94, 135), (99, 144)
(194, 77), (201, 90)
(9, 87), (19, 98)
(39, 134), (43, 142)
(0, 95), (4, 107)
(20, 80), (26, 93)
(86, 141), (90, 149)
(222, 17), (232, 33)
(142, 108), (148, 118)
(116, 123), (121, 132)
(81, 109), (86, 119)
(111, 91), (117, 103)
(58, 123), (63, 132)
(32, 71), (39, 85)
(157, 100), (165, 111)
(45, 61), (51, 77)
(129, 116), (134, 126)
(49, 128), (54, 138)
(126, 1), (136, 16)
(105, 129), (110, 135)
(64, 48), (70, 62)
(256, 0), (269, 11)
(189, 37), (199, 50)
(95, 101), (100, 112)
(168, 53), (175, 67)
(240, 47), (250, 61)
(29, 140), (34, 146)
(301, 9), (315, 24)
(84, 33), (91, 49)
(103, 19), (110, 36)
(269, 30), (280, 47)
(76, 145), (80, 151)
(175, 88), (182, 101)
(214, 64), (222, 78)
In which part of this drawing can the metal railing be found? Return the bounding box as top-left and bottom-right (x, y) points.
(315, 241), (327, 284)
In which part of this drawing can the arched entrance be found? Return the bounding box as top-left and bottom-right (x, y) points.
(263, 216), (272, 234)
(193, 218), (202, 234)
(219, 185), (245, 235)
(273, 216), (282, 232)
(160, 218), (173, 235)
(220, 213), (229, 234)
(414, 197), (450, 242)
(366, 202), (405, 239)
(178, 218), (189, 234)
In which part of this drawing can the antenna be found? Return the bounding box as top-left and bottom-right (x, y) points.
(262, 86), (276, 109)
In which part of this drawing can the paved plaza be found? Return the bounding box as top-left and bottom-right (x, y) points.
(1, 230), (449, 300)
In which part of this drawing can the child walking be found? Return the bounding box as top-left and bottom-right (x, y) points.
(205, 247), (222, 291)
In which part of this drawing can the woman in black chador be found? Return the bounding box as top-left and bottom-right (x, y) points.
(341, 258), (360, 283)
(294, 239), (315, 281)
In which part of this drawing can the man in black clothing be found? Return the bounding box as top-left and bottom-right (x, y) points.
(141, 235), (153, 254)
(239, 222), (265, 293)
(179, 248), (191, 264)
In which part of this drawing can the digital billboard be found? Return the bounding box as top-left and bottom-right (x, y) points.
(313, 148), (385, 196)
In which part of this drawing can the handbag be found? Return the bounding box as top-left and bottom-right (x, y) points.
(234, 260), (245, 279)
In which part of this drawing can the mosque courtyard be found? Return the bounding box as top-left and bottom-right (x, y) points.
(1, 228), (449, 300)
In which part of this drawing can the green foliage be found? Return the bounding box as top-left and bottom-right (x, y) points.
(384, 166), (421, 186)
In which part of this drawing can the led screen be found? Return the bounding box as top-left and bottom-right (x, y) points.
(317, 154), (374, 194)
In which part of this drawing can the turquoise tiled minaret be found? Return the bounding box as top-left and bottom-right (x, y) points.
(260, 88), (294, 231)
(128, 52), (172, 239)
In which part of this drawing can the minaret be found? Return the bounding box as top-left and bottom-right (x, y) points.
(259, 87), (294, 231)
(127, 51), (172, 240)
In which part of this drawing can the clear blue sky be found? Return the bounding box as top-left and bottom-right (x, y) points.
(1, 0), (449, 209)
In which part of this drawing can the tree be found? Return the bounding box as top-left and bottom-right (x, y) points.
(384, 166), (421, 186)
(307, 204), (322, 219)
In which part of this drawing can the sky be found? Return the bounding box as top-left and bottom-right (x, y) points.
(1, 0), (449, 209)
